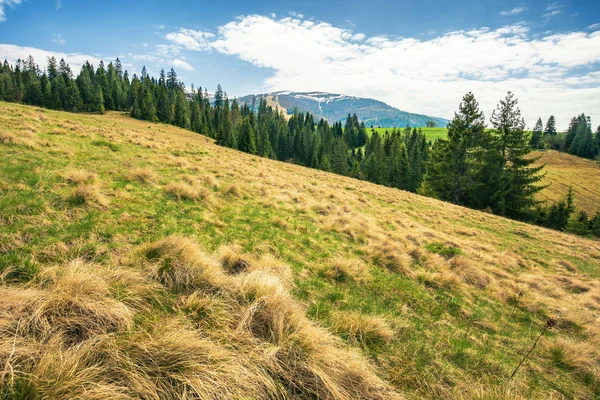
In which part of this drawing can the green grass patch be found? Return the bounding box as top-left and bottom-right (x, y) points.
(424, 242), (464, 258)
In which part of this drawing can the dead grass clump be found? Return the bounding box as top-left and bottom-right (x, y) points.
(370, 240), (413, 275)
(450, 257), (492, 289)
(64, 169), (96, 185)
(219, 244), (253, 274)
(200, 174), (219, 189)
(236, 291), (400, 400)
(139, 236), (225, 292)
(13, 322), (278, 400)
(69, 184), (109, 208)
(254, 254), (293, 285)
(416, 270), (461, 290)
(330, 311), (394, 346)
(221, 183), (242, 198)
(0, 132), (16, 144)
(2, 261), (132, 347)
(128, 167), (156, 184)
(113, 323), (277, 399)
(163, 181), (200, 201)
(181, 291), (240, 330)
(545, 337), (599, 380)
(319, 256), (371, 283)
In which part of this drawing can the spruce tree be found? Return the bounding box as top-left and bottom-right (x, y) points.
(544, 115), (557, 136)
(237, 116), (256, 154)
(529, 117), (544, 149)
(423, 92), (486, 204)
(490, 92), (544, 217)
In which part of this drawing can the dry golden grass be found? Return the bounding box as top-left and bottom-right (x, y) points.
(69, 183), (109, 208)
(319, 256), (372, 283)
(64, 169), (97, 185)
(1, 238), (402, 399)
(330, 311), (394, 346)
(163, 181), (209, 201)
(127, 167), (156, 184)
(533, 150), (600, 214)
(0, 131), (16, 144)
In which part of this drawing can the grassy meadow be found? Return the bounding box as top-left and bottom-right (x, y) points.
(533, 150), (600, 215)
(1, 101), (600, 399)
(371, 127), (448, 142)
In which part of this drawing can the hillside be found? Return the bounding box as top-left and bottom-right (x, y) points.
(1, 102), (600, 399)
(533, 150), (600, 214)
(238, 91), (449, 127)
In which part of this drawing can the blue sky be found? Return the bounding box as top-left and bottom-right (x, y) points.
(1, 0), (599, 128)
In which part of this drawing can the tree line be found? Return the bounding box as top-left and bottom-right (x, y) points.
(0, 56), (598, 238)
(529, 114), (600, 159)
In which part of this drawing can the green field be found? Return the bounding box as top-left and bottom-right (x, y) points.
(371, 127), (448, 142)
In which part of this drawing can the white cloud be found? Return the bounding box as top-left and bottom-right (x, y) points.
(500, 7), (525, 16)
(165, 28), (214, 51)
(153, 24), (165, 30)
(56, 0), (62, 10)
(52, 33), (65, 45)
(156, 43), (180, 57)
(543, 10), (562, 18)
(171, 58), (194, 71)
(546, 2), (563, 11)
(589, 23), (600, 30)
(165, 15), (600, 129)
(0, 43), (102, 72)
(0, 0), (22, 22)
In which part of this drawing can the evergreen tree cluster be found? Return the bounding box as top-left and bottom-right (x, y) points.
(564, 114), (599, 159)
(0, 56), (130, 114)
(423, 92), (545, 219)
(529, 113), (599, 160)
(1, 56), (598, 238)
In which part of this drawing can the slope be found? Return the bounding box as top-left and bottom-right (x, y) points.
(533, 150), (600, 214)
(1, 102), (600, 399)
(238, 91), (449, 127)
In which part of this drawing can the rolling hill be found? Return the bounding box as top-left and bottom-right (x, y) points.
(238, 91), (449, 128)
(1, 102), (600, 399)
(533, 150), (600, 215)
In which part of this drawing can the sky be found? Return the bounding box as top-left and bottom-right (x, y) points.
(1, 0), (599, 129)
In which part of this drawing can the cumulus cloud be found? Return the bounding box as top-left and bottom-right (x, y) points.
(171, 58), (194, 71)
(500, 7), (525, 16)
(165, 28), (214, 51)
(163, 15), (600, 128)
(0, 0), (22, 21)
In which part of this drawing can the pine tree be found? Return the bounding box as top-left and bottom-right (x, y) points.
(529, 117), (544, 149)
(423, 92), (486, 204)
(237, 116), (256, 154)
(544, 115), (557, 136)
(139, 84), (156, 121)
(490, 92), (544, 217)
(174, 90), (190, 128)
(545, 187), (575, 230)
(331, 137), (350, 175)
(566, 114), (595, 159)
(566, 210), (590, 236)
(94, 85), (105, 114)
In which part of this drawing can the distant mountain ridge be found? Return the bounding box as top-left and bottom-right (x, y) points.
(237, 91), (449, 128)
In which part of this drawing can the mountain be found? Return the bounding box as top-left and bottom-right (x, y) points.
(237, 91), (449, 127)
